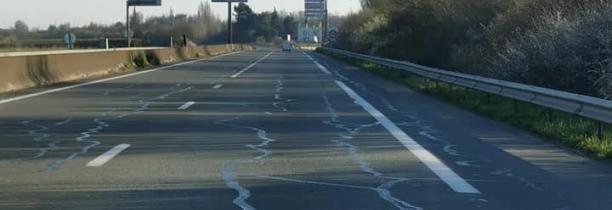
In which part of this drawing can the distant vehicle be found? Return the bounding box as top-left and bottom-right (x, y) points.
(282, 43), (292, 52)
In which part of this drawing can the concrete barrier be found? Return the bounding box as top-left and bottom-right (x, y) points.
(0, 44), (254, 93)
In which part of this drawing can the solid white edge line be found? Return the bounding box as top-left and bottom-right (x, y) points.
(334, 80), (480, 194)
(0, 52), (240, 105)
(305, 51), (479, 193)
(230, 51), (273, 78)
(86, 144), (131, 167)
(314, 62), (331, 75)
(178, 101), (196, 110)
(302, 52), (331, 75)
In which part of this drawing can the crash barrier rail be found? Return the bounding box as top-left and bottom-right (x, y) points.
(322, 47), (611, 139)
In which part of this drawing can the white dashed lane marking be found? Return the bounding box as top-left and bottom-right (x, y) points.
(86, 144), (131, 167)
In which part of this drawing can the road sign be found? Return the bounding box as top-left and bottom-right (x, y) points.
(306, 11), (324, 15)
(305, 12), (324, 19)
(211, 0), (248, 2)
(327, 29), (337, 44)
(305, 3), (323, 10)
(305, 0), (323, 11)
(305, 0), (325, 19)
(64, 33), (76, 44)
(127, 0), (161, 6)
(328, 29), (337, 39)
(64, 32), (76, 49)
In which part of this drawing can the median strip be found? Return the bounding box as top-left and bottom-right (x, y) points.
(86, 144), (131, 167)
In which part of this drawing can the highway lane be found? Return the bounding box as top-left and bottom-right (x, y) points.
(0, 48), (612, 210)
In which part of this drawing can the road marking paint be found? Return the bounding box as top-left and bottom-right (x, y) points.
(303, 52), (314, 60)
(303, 52), (331, 75)
(322, 95), (423, 209)
(0, 52), (239, 105)
(314, 61), (332, 75)
(230, 51), (273, 78)
(86, 144), (131, 167)
(178, 101), (196, 110)
(334, 80), (480, 194)
(213, 84), (223, 89)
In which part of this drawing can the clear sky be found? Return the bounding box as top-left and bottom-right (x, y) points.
(0, 0), (362, 29)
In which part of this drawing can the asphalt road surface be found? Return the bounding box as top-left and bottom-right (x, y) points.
(1, 48), (612, 210)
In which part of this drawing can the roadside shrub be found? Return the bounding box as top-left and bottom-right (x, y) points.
(489, 1), (612, 98)
(132, 52), (149, 68)
(145, 51), (160, 66)
(336, 0), (612, 99)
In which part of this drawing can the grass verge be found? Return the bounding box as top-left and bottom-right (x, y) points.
(317, 48), (612, 160)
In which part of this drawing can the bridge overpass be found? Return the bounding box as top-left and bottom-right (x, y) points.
(1, 48), (612, 210)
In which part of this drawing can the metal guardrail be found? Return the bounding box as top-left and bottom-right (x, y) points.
(322, 48), (612, 127)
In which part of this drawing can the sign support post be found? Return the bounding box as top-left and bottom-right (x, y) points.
(323, 0), (328, 45)
(228, 2), (233, 45)
(125, 0), (162, 48)
(213, 0), (248, 45)
(126, 1), (131, 48)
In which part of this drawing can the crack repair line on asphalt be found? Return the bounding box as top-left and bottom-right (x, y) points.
(334, 80), (480, 194)
(305, 53), (480, 194)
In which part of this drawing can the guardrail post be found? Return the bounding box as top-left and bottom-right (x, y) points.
(598, 122), (605, 140)
(547, 110), (554, 122)
(514, 100), (519, 113)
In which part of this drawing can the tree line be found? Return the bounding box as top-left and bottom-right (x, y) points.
(336, 0), (611, 99)
(233, 3), (298, 43)
(0, 1), (301, 48)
